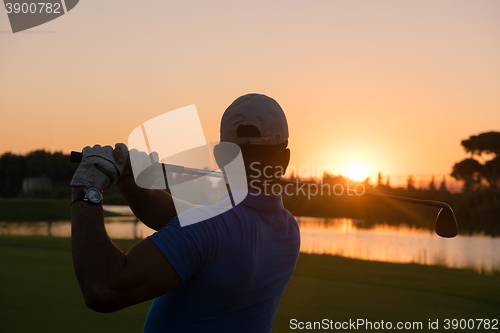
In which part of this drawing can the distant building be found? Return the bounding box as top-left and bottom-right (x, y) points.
(22, 177), (52, 192)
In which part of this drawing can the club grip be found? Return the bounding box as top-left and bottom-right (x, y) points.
(70, 151), (83, 163)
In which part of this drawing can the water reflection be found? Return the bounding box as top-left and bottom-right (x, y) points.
(0, 217), (156, 239)
(297, 217), (500, 274)
(1, 214), (499, 274)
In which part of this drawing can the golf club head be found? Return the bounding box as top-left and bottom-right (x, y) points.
(435, 207), (458, 238)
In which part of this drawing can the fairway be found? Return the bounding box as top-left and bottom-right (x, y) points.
(1, 236), (499, 332)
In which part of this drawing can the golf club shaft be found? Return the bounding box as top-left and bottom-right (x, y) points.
(70, 151), (451, 210)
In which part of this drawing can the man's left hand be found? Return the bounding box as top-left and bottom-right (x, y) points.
(70, 143), (129, 190)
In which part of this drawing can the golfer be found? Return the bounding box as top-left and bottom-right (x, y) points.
(70, 93), (300, 332)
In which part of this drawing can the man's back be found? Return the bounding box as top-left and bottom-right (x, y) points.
(143, 192), (300, 333)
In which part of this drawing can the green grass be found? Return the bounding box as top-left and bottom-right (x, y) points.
(1, 236), (499, 332)
(274, 254), (500, 332)
(0, 198), (121, 222)
(0, 237), (151, 333)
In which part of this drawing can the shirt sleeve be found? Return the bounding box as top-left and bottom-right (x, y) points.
(147, 217), (213, 283)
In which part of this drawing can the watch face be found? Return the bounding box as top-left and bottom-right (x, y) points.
(87, 188), (102, 204)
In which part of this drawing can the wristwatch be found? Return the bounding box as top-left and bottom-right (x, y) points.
(71, 187), (103, 205)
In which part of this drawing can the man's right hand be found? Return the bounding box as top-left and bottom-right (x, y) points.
(116, 147), (165, 190)
(114, 144), (133, 186)
(112, 144), (177, 231)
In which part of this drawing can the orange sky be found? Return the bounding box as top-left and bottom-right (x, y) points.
(1, 0), (499, 186)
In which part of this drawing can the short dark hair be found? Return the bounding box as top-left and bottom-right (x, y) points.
(216, 125), (289, 180)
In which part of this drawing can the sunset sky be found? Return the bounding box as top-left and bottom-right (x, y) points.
(1, 0), (499, 186)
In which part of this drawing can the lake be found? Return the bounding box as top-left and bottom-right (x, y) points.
(1, 205), (498, 274)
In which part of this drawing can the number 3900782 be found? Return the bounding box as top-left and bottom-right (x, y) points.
(5, 3), (62, 14)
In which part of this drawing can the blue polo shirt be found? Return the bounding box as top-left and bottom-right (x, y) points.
(144, 191), (300, 333)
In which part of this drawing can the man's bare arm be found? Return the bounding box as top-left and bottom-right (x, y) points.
(113, 146), (200, 231)
(71, 187), (181, 312)
(116, 174), (177, 231)
(113, 146), (177, 231)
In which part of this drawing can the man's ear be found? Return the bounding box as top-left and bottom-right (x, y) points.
(278, 148), (290, 176)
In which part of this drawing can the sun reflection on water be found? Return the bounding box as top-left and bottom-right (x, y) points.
(296, 216), (500, 274)
(1, 214), (499, 274)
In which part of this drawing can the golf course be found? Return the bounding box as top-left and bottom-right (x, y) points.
(2, 0), (500, 331)
(1, 235), (499, 332)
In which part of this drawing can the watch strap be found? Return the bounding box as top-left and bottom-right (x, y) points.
(71, 188), (103, 205)
(71, 189), (87, 205)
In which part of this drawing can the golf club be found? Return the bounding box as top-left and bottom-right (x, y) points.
(70, 151), (458, 238)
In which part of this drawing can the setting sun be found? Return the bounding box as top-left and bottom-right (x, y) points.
(347, 162), (368, 181)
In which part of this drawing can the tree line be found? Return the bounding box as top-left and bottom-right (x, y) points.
(451, 131), (500, 193)
(0, 150), (77, 197)
(282, 130), (500, 236)
(1, 131), (498, 235)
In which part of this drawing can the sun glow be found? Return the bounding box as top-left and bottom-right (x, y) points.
(347, 162), (368, 181)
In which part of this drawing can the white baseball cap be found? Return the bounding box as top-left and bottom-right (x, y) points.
(220, 93), (289, 145)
